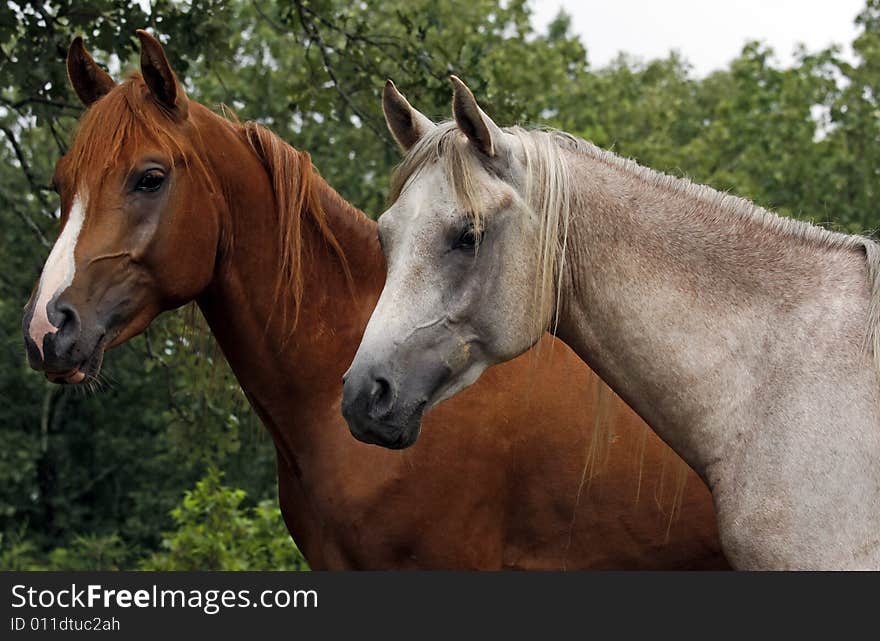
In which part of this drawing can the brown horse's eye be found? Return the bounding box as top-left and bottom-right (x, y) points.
(135, 169), (165, 192)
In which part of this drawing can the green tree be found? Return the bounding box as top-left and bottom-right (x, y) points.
(1, 0), (879, 570)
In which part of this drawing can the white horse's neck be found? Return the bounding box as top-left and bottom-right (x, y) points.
(554, 146), (880, 568)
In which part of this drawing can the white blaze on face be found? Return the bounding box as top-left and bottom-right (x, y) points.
(28, 191), (88, 358)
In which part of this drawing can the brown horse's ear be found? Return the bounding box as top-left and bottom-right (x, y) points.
(67, 37), (116, 107)
(383, 80), (435, 152)
(135, 29), (188, 119)
(450, 75), (503, 158)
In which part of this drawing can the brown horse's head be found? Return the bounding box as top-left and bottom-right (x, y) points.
(23, 32), (222, 383)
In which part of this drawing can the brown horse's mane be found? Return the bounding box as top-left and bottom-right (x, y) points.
(240, 120), (352, 334)
(65, 73), (351, 333)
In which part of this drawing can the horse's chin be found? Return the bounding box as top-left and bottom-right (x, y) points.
(387, 423), (422, 450)
(344, 407), (424, 450)
(426, 359), (490, 412)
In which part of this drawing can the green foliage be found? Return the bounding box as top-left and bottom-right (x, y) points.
(1, 0), (879, 569)
(1, 470), (304, 570)
(47, 534), (132, 571)
(140, 468), (307, 571)
(1, 526), (132, 570)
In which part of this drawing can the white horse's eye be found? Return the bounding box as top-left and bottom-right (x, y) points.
(453, 225), (480, 251)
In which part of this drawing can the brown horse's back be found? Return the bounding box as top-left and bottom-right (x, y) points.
(293, 335), (726, 570)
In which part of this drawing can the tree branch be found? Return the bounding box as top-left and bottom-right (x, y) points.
(11, 204), (52, 249)
(47, 117), (68, 156)
(292, 1), (393, 146)
(7, 96), (80, 111)
(0, 125), (53, 211)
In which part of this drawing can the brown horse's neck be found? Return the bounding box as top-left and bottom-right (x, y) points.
(191, 105), (384, 466)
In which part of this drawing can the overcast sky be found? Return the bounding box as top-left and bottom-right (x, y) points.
(529, 0), (866, 76)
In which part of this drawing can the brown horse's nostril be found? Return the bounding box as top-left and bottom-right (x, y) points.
(42, 299), (83, 365)
(52, 300), (81, 342)
(54, 301), (79, 334)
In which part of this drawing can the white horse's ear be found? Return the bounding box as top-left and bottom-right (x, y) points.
(450, 75), (503, 157)
(383, 80), (436, 152)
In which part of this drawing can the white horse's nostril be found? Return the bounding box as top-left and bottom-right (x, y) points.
(370, 377), (391, 403)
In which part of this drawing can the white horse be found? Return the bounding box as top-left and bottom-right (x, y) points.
(342, 78), (880, 569)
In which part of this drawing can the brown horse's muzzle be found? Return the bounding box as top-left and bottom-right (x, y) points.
(22, 294), (106, 384)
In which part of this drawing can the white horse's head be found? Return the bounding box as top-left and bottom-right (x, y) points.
(342, 78), (569, 448)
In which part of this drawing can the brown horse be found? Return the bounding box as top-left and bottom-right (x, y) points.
(21, 31), (728, 569)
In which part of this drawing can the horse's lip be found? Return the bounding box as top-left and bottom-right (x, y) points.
(44, 367), (85, 385)
(65, 370), (86, 384)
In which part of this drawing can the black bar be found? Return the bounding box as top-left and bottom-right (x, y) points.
(0, 571), (875, 638)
